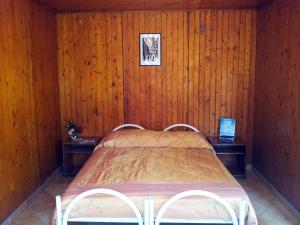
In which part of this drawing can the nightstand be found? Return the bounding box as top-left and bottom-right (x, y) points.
(207, 136), (246, 179)
(63, 136), (101, 176)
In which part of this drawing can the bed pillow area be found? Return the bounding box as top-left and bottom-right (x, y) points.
(97, 129), (213, 150)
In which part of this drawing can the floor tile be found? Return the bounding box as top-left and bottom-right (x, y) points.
(9, 208), (44, 225)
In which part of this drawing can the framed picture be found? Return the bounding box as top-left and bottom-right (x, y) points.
(219, 118), (236, 138)
(140, 33), (161, 66)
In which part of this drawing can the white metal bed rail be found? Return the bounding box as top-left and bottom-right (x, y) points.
(56, 189), (251, 225)
(113, 124), (145, 131)
(163, 124), (200, 132)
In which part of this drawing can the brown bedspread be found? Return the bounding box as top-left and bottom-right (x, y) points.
(53, 130), (257, 224)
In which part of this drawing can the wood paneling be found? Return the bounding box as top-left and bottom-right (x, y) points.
(57, 9), (256, 162)
(0, 0), (61, 222)
(253, 0), (300, 211)
(187, 9), (256, 144)
(57, 13), (124, 138)
(123, 11), (189, 130)
(38, 0), (268, 12)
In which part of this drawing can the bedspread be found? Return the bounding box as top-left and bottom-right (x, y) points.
(52, 130), (257, 225)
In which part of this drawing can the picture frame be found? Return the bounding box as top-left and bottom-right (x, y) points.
(140, 33), (161, 66)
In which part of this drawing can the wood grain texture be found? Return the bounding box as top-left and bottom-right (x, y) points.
(0, 0), (61, 222)
(57, 13), (125, 139)
(57, 9), (256, 162)
(187, 10), (256, 164)
(253, 0), (300, 211)
(123, 11), (189, 130)
(38, 0), (268, 12)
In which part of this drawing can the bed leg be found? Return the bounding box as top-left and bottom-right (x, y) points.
(144, 198), (150, 225)
(149, 198), (154, 225)
(145, 198), (154, 225)
(56, 196), (62, 225)
(239, 199), (247, 225)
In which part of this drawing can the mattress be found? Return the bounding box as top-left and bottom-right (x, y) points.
(53, 130), (257, 225)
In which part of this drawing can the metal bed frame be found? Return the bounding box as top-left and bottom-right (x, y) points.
(112, 124), (145, 131)
(55, 123), (254, 225)
(163, 124), (200, 132)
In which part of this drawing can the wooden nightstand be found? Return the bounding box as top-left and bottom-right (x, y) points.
(63, 136), (101, 176)
(207, 136), (246, 179)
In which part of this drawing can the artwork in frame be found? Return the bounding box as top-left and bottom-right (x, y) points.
(140, 33), (161, 66)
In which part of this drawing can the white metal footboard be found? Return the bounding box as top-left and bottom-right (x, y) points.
(56, 188), (144, 225)
(56, 189), (252, 225)
(113, 124), (145, 131)
(154, 190), (240, 225)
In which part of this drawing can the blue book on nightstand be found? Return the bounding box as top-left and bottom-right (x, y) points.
(219, 118), (236, 142)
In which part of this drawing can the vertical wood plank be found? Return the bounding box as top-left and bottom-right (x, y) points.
(210, 10), (217, 136)
(161, 11), (168, 129)
(204, 10), (212, 134)
(193, 10), (200, 129)
(221, 10), (229, 119)
(237, 11), (246, 138)
(188, 11), (195, 126)
(155, 11), (162, 129)
(215, 11), (223, 135)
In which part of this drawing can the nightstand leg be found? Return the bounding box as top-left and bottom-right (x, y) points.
(63, 147), (73, 176)
(237, 154), (246, 178)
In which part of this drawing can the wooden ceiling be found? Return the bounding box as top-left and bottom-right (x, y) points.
(38, 0), (269, 12)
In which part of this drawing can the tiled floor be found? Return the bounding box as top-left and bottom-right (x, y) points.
(239, 173), (300, 225)
(2, 171), (300, 225)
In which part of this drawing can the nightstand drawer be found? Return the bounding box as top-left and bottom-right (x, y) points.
(215, 147), (245, 155)
(64, 145), (95, 154)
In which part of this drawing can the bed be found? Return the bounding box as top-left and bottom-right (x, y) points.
(54, 124), (257, 225)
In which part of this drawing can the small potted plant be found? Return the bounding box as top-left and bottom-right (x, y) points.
(65, 121), (83, 141)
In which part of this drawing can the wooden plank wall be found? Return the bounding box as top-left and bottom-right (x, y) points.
(57, 9), (256, 161)
(0, 0), (61, 222)
(253, 0), (300, 211)
(57, 13), (124, 138)
(122, 11), (190, 131)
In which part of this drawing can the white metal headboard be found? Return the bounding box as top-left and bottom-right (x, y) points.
(163, 124), (199, 132)
(113, 124), (145, 131)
